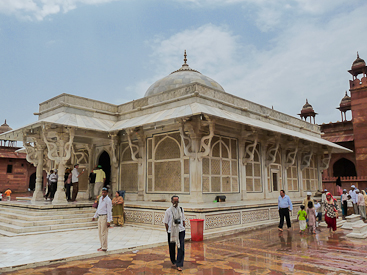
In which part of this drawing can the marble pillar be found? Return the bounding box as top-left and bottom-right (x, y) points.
(53, 161), (67, 204)
(31, 146), (45, 203)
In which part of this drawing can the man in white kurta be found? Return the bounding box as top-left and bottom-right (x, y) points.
(92, 187), (112, 251)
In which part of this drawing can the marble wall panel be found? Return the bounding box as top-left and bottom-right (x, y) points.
(125, 210), (153, 224)
(242, 209), (269, 223)
(269, 208), (279, 220)
(205, 212), (241, 230)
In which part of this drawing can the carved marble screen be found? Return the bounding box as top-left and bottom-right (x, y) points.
(302, 155), (318, 191)
(147, 132), (189, 193)
(245, 144), (262, 192)
(202, 136), (239, 193)
(120, 142), (139, 192)
(267, 150), (282, 192)
(287, 161), (299, 192)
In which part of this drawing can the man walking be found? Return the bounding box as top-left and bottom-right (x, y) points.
(94, 165), (106, 198)
(92, 187), (112, 252)
(88, 166), (97, 200)
(278, 190), (293, 232)
(163, 195), (185, 271)
(303, 192), (314, 209)
(71, 164), (85, 202)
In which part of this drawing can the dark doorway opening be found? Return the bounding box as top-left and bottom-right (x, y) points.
(29, 172), (36, 191)
(98, 151), (111, 188)
(333, 158), (357, 177)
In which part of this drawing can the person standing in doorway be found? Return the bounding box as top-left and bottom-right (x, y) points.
(88, 166), (97, 200)
(92, 187), (112, 252)
(278, 190), (293, 232)
(71, 164), (85, 202)
(49, 169), (58, 200)
(163, 195), (185, 272)
(94, 165), (106, 199)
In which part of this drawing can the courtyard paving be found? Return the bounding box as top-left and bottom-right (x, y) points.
(2, 223), (367, 275)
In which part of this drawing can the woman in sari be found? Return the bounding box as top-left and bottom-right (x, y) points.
(324, 192), (339, 232)
(112, 191), (124, 226)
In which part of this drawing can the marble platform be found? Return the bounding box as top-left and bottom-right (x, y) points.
(341, 214), (365, 230)
(346, 223), (367, 239)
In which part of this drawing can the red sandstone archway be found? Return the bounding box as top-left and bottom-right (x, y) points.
(332, 158), (357, 177)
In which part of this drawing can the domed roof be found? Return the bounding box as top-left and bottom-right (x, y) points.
(340, 91), (351, 105)
(144, 51), (225, 97)
(352, 52), (366, 70)
(301, 99), (314, 114)
(0, 120), (12, 134)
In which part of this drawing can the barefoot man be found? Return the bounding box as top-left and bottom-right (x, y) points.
(92, 187), (112, 252)
(278, 190), (293, 232)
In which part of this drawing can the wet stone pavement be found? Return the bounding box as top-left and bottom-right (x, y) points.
(3, 224), (367, 275)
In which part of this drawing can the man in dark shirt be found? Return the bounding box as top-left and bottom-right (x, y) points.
(88, 166), (97, 200)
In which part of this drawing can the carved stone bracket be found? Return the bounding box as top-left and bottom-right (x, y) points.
(72, 144), (89, 165)
(284, 138), (299, 168)
(241, 128), (258, 165)
(265, 134), (280, 167)
(23, 134), (38, 167)
(319, 147), (332, 171)
(126, 128), (144, 162)
(179, 115), (215, 160)
(42, 125), (75, 165)
(301, 147), (313, 171)
(23, 131), (47, 167)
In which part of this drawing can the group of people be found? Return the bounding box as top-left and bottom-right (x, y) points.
(341, 185), (367, 220)
(92, 189), (184, 271)
(278, 189), (342, 234)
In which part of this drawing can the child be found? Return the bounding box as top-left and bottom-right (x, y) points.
(297, 205), (307, 233)
(314, 199), (322, 227)
(4, 188), (12, 201)
(307, 201), (316, 234)
(347, 195), (354, 216)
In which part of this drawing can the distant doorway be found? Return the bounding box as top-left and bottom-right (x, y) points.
(333, 158), (357, 177)
(29, 172), (36, 191)
(98, 151), (111, 188)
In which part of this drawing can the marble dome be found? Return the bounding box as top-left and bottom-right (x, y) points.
(144, 52), (225, 97)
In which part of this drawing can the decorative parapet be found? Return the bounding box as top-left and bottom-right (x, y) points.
(349, 76), (367, 89)
(322, 176), (367, 182)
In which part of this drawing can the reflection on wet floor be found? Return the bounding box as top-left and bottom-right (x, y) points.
(4, 225), (367, 274)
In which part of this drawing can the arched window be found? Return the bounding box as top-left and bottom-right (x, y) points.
(302, 156), (317, 191)
(246, 144), (262, 192)
(333, 158), (356, 177)
(147, 132), (189, 193)
(202, 136), (238, 193)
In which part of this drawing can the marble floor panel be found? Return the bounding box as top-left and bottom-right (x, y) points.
(3, 224), (367, 275)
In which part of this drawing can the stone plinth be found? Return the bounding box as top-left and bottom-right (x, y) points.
(346, 223), (367, 238)
(341, 214), (364, 230)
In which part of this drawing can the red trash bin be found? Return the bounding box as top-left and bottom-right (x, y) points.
(190, 219), (204, 241)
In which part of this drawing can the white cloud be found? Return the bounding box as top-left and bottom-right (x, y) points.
(128, 4), (367, 124)
(0, 0), (118, 20)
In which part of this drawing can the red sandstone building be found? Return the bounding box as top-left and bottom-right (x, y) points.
(0, 120), (36, 193)
(300, 53), (367, 194)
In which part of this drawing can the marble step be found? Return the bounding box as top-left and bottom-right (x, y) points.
(0, 206), (95, 216)
(0, 220), (98, 234)
(0, 215), (96, 227)
(0, 210), (94, 222)
(0, 226), (98, 237)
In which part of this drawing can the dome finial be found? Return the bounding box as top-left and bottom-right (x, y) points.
(183, 50), (187, 65)
(306, 98), (308, 104)
(345, 91), (348, 96)
(357, 51), (359, 58)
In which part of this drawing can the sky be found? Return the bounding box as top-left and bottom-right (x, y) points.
(0, 0), (367, 130)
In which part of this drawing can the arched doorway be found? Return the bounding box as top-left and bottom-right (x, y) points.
(333, 158), (357, 177)
(29, 172), (36, 191)
(98, 151), (111, 188)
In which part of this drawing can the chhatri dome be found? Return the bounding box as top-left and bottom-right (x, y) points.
(0, 119), (12, 135)
(144, 51), (225, 97)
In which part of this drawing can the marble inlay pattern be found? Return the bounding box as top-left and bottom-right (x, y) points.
(125, 210), (153, 224)
(269, 208), (279, 220)
(154, 213), (165, 226)
(242, 209), (269, 223)
(205, 212), (241, 230)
